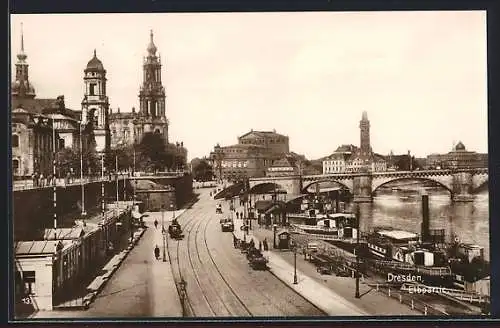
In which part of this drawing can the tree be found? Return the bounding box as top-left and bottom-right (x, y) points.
(136, 132), (170, 173)
(192, 159), (213, 181)
(57, 147), (79, 177)
(106, 145), (135, 172)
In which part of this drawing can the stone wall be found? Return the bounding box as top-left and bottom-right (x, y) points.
(13, 175), (193, 241)
(13, 180), (120, 241)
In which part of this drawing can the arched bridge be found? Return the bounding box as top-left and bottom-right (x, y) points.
(249, 168), (488, 203)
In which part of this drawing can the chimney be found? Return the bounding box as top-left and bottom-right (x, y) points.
(421, 192), (430, 243)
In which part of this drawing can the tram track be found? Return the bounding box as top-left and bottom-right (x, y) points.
(166, 192), (323, 317)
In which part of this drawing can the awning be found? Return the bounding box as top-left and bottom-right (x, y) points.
(285, 194), (309, 203)
(255, 200), (273, 211)
(264, 204), (283, 215)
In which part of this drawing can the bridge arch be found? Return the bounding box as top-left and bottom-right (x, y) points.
(249, 182), (287, 194)
(301, 179), (353, 194)
(371, 177), (453, 195)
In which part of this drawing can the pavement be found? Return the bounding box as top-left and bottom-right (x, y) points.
(231, 204), (421, 316)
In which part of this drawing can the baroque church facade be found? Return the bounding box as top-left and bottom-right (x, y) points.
(110, 30), (169, 147)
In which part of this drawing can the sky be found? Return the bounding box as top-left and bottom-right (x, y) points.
(10, 11), (488, 161)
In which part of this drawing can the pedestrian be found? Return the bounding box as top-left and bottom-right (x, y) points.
(154, 219), (158, 229)
(240, 211), (243, 219)
(32, 173), (36, 188)
(154, 245), (160, 260)
(249, 238), (255, 249)
(263, 238), (269, 251)
(259, 241), (262, 251)
(236, 212), (239, 219)
(233, 235), (237, 248)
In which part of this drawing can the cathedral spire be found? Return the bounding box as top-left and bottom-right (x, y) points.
(17, 22), (27, 62)
(147, 29), (157, 55)
(21, 22), (24, 52)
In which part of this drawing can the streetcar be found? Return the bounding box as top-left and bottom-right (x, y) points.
(168, 219), (184, 240)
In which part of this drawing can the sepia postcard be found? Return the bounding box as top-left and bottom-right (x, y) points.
(10, 11), (490, 320)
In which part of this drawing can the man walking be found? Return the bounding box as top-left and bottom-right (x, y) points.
(154, 245), (160, 260)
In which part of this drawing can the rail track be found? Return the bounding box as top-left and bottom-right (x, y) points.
(167, 193), (324, 317)
(168, 200), (252, 316)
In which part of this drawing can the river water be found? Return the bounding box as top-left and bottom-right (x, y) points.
(353, 188), (490, 259)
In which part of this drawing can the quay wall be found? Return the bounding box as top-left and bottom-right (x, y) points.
(12, 175), (193, 240)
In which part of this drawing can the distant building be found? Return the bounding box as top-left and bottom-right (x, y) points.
(322, 144), (358, 173)
(426, 142), (488, 169)
(322, 112), (387, 174)
(209, 129), (290, 181)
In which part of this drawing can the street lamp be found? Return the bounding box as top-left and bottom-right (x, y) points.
(291, 240), (298, 284)
(115, 155), (119, 203)
(101, 153), (105, 219)
(79, 121), (86, 217)
(355, 204), (360, 299)
(162, 206), (166, 262)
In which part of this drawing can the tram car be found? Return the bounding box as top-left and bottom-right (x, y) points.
(168, 219), (184, 240)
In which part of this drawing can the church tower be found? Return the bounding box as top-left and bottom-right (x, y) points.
(137, 30), (168, 143)
(359, 111), (371, 154)
(81, 50), (110, 153)
(11, 23), (36, 99)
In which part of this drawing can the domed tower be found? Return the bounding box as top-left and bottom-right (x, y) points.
(11, 23), (36, 99)
(137, 30), (168, 143)
(81, 49), (110, 153)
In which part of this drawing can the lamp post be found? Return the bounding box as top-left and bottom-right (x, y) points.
(162, 206), (166, 262)
(79, 122), (86, 217)
(51, 116), (57, 230)
(355, 204), (360, 299)
(292, 240), (298, 284)
(101, 153), (105, 219)
(273, 224), (277, 249)
(115, 155), (119, 203)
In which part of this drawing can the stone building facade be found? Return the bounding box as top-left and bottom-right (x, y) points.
(210, 129), (290, 181)
(426, 142), (488, 170)
(81, 50), (110, 153)
(322, 112), (387, 174)
(109, 31), (169, 148)
(11, 26), (83, 178)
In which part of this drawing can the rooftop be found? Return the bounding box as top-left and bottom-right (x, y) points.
(15, 240), (62, 256)
(377, 230), (418, 241)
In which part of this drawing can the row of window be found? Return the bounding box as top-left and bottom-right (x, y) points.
(222, 161), (248, 168)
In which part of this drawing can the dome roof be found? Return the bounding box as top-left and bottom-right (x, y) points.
(147, 30), (157, 55)
(85, 49), (105, 72)
(11, 80), (36, 97)
(455, 141), (466, 151)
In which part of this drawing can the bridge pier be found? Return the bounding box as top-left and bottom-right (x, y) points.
(353, 174), (373, 203)
(452, 171), (474, 202)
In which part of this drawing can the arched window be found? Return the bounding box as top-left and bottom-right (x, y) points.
(12, 134), (19, 148)
(155, 129), (160, 134)
(13, 159), (19, 174)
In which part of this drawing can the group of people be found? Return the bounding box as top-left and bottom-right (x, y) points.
(31, 172), (52, 187)
(233, 235), (269, 252)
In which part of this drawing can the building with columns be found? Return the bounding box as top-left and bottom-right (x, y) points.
(81, 50), (110, 153)
(209, 129), (290, 181)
